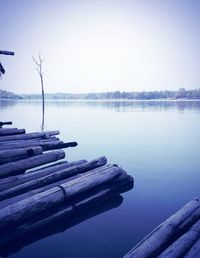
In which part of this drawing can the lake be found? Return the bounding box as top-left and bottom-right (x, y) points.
(0, 100), (200, 258)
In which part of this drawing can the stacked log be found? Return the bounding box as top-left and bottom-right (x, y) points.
(0, 122), (134, 257)
(0, 146), (42, 164)
(0, 128), (25, 136)
(124, 198), (200, 258)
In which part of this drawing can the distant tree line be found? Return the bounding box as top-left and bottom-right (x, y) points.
(22, 88), (200, 100)
(1, 88), (200, 100)
(0, 89), (22, 99)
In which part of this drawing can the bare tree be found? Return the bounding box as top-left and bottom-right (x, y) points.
(33, 53), (45, 131)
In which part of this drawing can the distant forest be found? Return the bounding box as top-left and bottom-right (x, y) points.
(1, 88), (200, 100)
(0, 89), (21, 99)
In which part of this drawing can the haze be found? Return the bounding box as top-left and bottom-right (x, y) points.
(0, 0), (200, 94)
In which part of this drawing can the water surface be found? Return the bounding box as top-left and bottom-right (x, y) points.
(0, 100), (200, 258)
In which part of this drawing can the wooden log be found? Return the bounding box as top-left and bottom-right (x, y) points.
(0, 150), (65, 178)
(0, 62), (5, 74)
(124, 198), (200, 258)
(184, 236), (200, 257)
(0, 157), (107, 201)
(0, 140), (75, 151)
(0, 161), (88, 207)
(0, 172), (133, 249)
(0, 146), (42, 164)
(0, 137), (59, 146)
(0, 130), (59, 142)
(0, 189), (123, 251)
(0, 140), (59, 150)
(0, 164), (122, 230)
(0, 121), (12, 127)
(158, 220), (200, 257)
(0, 50), (14, 55)
(0, 160), (86, 191)
(0, 168), (133, 209)
(42, 141), (78, 151)
(0, 128), (25, 136)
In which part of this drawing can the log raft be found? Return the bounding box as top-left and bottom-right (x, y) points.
(124, 198), (200, 258)
(0, 122), (133, 255)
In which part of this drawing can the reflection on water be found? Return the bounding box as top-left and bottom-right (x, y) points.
(0, 100), (17, 109)
(0, 196), (123, 258)
(1, 99), (200, 113)
(0, 99), (200, 258)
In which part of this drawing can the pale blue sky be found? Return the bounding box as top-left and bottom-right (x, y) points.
(0, 0), (200, 93)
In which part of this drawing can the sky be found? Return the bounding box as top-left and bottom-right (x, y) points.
(0, 0), (200, 94)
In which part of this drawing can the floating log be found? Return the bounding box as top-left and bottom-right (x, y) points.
(124, 198), (200, 258)
(0, 190), (123, 251)
(0, 157), (107, 201)
(0, 164), (122, 230)
(0, 130), (60, 142)
(0, 171), (133, 250)
(0, 150), (65, 178)
(0, 160), (86, 192)
(0, 50), (15, 55)
(184, 236), (200, 257)
(0, 128), (25, 136)
(0, 140), (76, 151)
(158, 220), (200, 257)
(42, 141), (78, 151)
(0, 121), (12, 127)
(0, 167), (134, 209)
(0, 161), (89, 207)
(0, 146), (42, 164)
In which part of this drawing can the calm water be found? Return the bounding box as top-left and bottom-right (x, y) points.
(0, 100), (200, 258)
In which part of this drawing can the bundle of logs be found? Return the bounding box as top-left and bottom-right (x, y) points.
(0, 121), (133, 256)
(124, 198), (200, 258)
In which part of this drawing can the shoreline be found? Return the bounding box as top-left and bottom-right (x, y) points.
(1, 98), (200, 102)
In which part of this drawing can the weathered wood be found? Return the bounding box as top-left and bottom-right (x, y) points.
(0, 121), (12, 127)
(0, 160), (87, 192)
(0, 146), (42, 164)
(0, 140), (76, 151)
(0, 130), (59, 142)
(124, 199), (200, 258)
(0, 150), (65, 178)
(0, 62), (5, 74)
(184, 236), (200, 257)
(158, 220), (200, 257)
(0, 157), (107, 201)
(0, 172), (133, 248)
(42, 141), (78, 150)
(0, 50), (15, 55)
(0, 164), (122, 230)
(0, 137), (59, 146)
(0, 128), (25, 136)
(0, 168), (133, 209)
(0, 190), (123, 249)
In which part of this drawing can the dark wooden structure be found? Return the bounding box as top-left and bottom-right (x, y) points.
(124, 198), (200, 258)
(0, 50), (14, 76)
(0, 121), (133, 257)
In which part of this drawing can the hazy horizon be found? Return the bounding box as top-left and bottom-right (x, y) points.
(1, 0), (200, 94)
